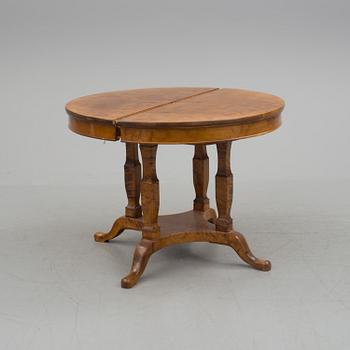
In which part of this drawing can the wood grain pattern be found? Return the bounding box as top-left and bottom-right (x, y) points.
(66, 87), (284, 143)
(193, 144), (210, 211)
(68, 115), (119, 141)
(140, 144), (160, 240)
(124, 143), (142, 218)
(119, 114), (281, 144)
(66, 87), (216, 121)
(118, 88), (284, 128)
(67, 87), (280, 288)
(96, 210), (271, 287)
(94, 216), (143, 243)
(121, 239), (153, 289)
(215, 142), (233, 232)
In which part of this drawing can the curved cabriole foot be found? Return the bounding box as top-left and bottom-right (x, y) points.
(121, 239), (154, 288)
(94, 217), (126, 242)
(94, 211), (270, 288)
(229, 231), (271, 271)
(150, 227), (271, 273)
(94, 216), (142, 243)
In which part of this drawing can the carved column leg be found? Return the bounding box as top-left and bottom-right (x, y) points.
(124, 143), (142, 218)
(214, 141), (271, 270)
(121, 144), (159, 288)
(140, 144), (160, 239)
(215, 141), (233, 232)
(94, 142), (142, 242)
(193, 144), (210, 211)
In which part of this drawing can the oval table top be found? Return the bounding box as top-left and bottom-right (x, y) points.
(66, 87), (284, 144)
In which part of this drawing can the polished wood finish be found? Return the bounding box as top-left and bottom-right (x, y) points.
(66, 87), (284, 143)
(140, 144), (160, 240)
(121, 239), (154, 289)
(94, 215), (143, 242)
(66, 87), (216, 141)
(95, 210), (271, 288)
(68, 115), (119, 141)
(118, 88), (284, 127)
(193, 145), (210, 211)
(124, 143), (142, 218)
(66, 88), (216, 121)
(66, 87), (283, 288)
(215, 142), (233, 232)
(93, 141), (272, 288)
(118, 115), (281, 144)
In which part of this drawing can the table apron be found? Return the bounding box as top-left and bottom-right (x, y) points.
(119, 115), (281, 144)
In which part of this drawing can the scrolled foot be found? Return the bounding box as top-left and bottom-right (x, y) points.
(94, 231), (120, 243)
(94, 217), (126, 243)
(121, 239), (154, 288)
(229, 231), (271, 271)
(94, 216), (143, 243)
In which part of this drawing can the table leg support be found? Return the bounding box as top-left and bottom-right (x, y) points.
(215, 141), (233, 232)
(121, 239), (154, 288)
(94, 142), (143, 242)
(121, 144), (160, 288)
(95, 142), (271, 288)
(193, 144), (210, 211)
(214, 141), (271, 271)
(229, 231), (271, 271)
(124, 143), (142, 218)
(139, 144), (160, 240)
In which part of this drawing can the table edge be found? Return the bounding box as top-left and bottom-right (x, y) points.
(118, 114), (282, 144)
(68, 111), (119, 141)
(67, 110), (282, 143)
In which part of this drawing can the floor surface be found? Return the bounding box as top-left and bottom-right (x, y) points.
(1, 180), (349, 350)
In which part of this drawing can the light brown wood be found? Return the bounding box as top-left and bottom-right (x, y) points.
(66, 87), (282, 288)
(121, 239), (154, 289)
(94, 216), (143, 242)
(140, 144), (160, 240)
(92, 140), (272, 288)
(66, 87), (216, 121)
(193, 144), (210, 211)
(95, 210), (271, 287)
(124, 143), (142, 218)
(215, 142), (233, 232)
(118, 88), (284, 127)
(66, 87), (284, 143)
(118, 115), (281, 144)
(68, 115), (119, 141)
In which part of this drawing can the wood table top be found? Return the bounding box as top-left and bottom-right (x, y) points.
(66, 87), (284, 144)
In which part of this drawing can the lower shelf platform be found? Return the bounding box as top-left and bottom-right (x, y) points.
(141, 209), (217, 236)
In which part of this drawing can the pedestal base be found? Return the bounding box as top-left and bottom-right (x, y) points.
(94, 209), (271, 288)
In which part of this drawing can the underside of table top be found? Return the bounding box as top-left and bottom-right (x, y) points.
(66, 87), (284, 143)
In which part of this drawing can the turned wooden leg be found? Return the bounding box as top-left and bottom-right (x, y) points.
(121, 144), (160, 288)
(94, 142), (142, 242)
(124, 143), (142, 218)
(140, 144), (160, 240)
(193, 144), (210, 211)
(121, 239), (154, 288)
(215, 141), (233, 232)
